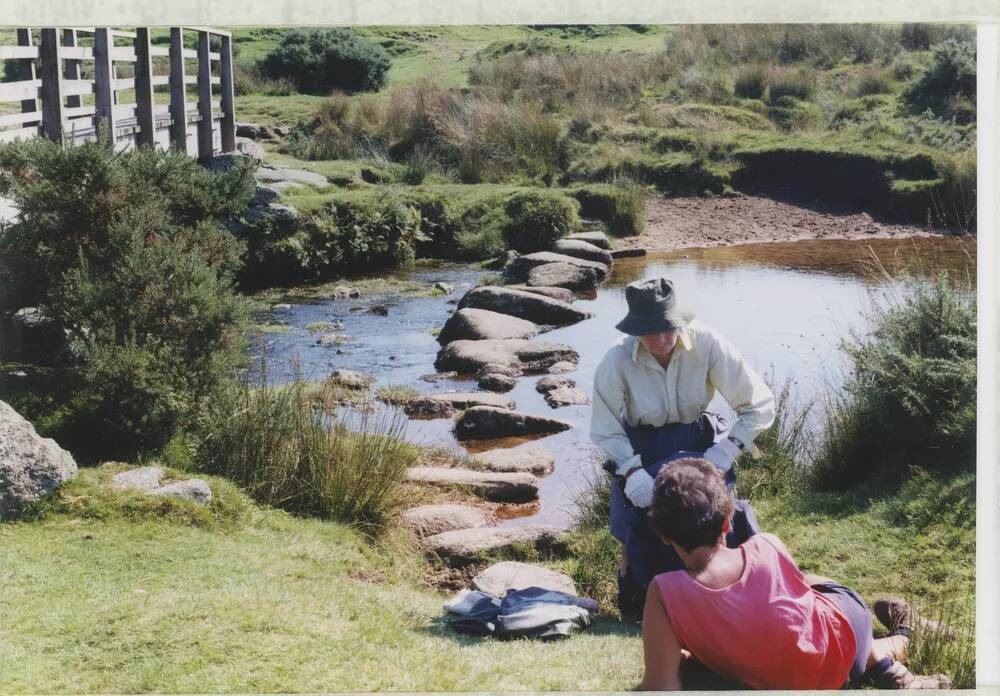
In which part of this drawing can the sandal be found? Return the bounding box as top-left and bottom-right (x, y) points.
(874, 597), (956, 640)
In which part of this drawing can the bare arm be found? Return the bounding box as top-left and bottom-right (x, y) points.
(639, 583), (683, 691)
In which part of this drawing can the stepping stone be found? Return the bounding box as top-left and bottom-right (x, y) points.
(611, 247), (647, 258)
(455, 405), (572, 440)
(566, 230), (611, 249)
(405, 392), (515, 419)
(112, 466), (164, 492)
(424, 525), (564, 564)
(438, 308), (539, 345)
(150, 479), (212, 504)
(505, 252), (610, 283)
(535, 376), (575, 393)
(326, 369), (374, 389)
(478, 372), (517, 393)
(405, 467), (538, 503)
(473, 561), (577, 597)
(401, 504), (490, 537)
(552, 238), (614, 265)
(544, 386), (591, 408)
(471, 445), (555, 476)
(435, 339), (579, 375)
(316, 333), (350, 347)
(458, 286), (590, 327)
(256, 166), (328, 187)
(526, 262), (603, 291)
(547, 361), (578, 374)
(505, 285), (575, 303)
(475, 363), (522, 379)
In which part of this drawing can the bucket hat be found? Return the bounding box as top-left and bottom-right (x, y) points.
(615, 277), (693, 336)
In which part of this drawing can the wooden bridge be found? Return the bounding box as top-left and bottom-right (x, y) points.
(0, 27), (236, 160)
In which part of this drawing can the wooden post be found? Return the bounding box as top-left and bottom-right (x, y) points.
(134, 28), (155, 148)
(93, 28), (116, 146)
(61, 29), (82, 109)
(16, 29), (38, 115)
(168, 27), (188, 153)
(38, 28), (64, 143)
(196, 30), (214, 160)
(219, 33), (236, 153)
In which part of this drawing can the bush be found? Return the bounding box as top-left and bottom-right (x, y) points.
(569, 179), (646, 236)
(733, 64), (770, 100)
(930, 148), (976, 231)
(0, 138), (255, 460)
(812, 272), (976, 490)
(233, 60), (296, 96)
(261, 28), (391, 94)
(500, 190), (581, 253)
(768, 96), (823, 131)
(768, 68), (817, 103)
(197, 375), (419, 529)
(854, 68), (896, 97)
(902, 39), (976, 124)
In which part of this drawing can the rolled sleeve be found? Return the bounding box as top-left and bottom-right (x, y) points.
(707, 332), (775, 449)
(590, 350), (637, 474)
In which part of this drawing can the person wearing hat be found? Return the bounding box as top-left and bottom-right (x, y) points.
(591, 276), (775, 620)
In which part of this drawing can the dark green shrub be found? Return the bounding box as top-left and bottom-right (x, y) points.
(568, 180), (646, 236)
(0, 138), (255, 460)
(261, 28), (390, 94)
(902, 39), (976, 124)
(734, 64), (770, 100)
(854, 69), (896, 97)
(832, 94), (896, 125)
(768, 68), (816, 103)
(500, 190), (581, 253)
(812, 273), (976, 490)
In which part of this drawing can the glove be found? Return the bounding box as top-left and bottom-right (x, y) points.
(703, 437), (742, 473)
(623, 468), (655, 508)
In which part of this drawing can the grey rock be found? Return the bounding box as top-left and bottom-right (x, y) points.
(473, 561), (577, 597)
(505, 252), (610, 284)
(248, 185), (280, 207)
(544, 386), (591, 408)
(242, 202), (299, 233)
(0, 400), (77, 518)
(424, 525), (565, 564)
(547, 361), (578, 374)
(504, 285), (575, 303)
(611, 247), (648, 259)
(235, 137), (265, 159)
(458, 286), (590, 327)
(553, 238), (614, 265)
(566, 230), (611, 249)
(402, 504), (490, 537)
(405, 392), (515, 419)
(454, 405), (573, 440)
(236, 122), (278, 140)
(405, 467), (538, 503)
(12, 307), (51, 328)
(471, 445), (555, 476)
(435, 339), (578, 374)
(367, 304), (389, 316)
(316, 333), (350, 347)
(475, 363), (523, 379)
(112, 466), (164, 492)
(438, 308), (539, 345)
(535, 376), (575, 393)
(434, 282), (455, 294)
(478, 372), (517, 393)
(526, 262), (603, 291)
(331, 285), (360, 299)
(271, 303), (293, 310)
(256, 166), (328, 188)
(150, 479), (212, 504)
(326, 369), (374, 390)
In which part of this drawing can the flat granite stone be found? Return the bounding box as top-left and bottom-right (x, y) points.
(424, 525), (564, 564)
(457, 286), (590, 327)
(401, 504), (490, 537)
(405, 392), (515, 418)
(256, 166), (328, 187)
(454, 405), (573, 441)
(150, 479), (213, 504)
(473, 561), (577, 597)
(112, 466), (164, 492)
(405, 467), (538, 503)
(435, 339), (579, 375)
(471, 445), (555, 476)
(543, 386), (591, 408)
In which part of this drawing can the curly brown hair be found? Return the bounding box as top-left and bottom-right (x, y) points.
(647, 457), (735, 552)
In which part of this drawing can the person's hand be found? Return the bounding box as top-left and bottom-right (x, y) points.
(624, 468), (655, 508)
(703, 437), (742, 473)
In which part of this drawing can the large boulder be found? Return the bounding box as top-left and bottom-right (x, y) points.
(0, 400), (77, 518)
(471, 445), (555, 476)
(566, 230), (611, 249)
(505, 252), (609, 284)
(402, 504), (491, 537)
(526, 262), (603, 291)
(473, 561), (577, 597)
(458, 286), (590, 326)
(424, 525), (565, 565)
(435, 339), (578, 375)
(455, 405), (572, 440)
(405, 467), (538, 503)
(437, 308), (539, 345)
(553, 238), (614, 265)
(504, 285), (575, 303)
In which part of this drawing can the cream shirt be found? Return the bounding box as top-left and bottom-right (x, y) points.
(590, 319), (775, 475)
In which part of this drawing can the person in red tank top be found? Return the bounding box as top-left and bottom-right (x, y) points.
(638, 457), (951, 691)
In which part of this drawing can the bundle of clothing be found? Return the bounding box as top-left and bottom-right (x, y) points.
(444, 586), (599, 640)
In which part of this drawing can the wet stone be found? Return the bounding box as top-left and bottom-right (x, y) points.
(471, 445), (556, 476)
(402, 504), (490, 537)
(535, 376), (575, 393)
(504, 285), (575, 304)
(405, 467), (538, 503)
(552, 238), (614, 265)
(547, 361), (578, 374)
(566, 230), (612, 249)
(457, 286), (591, 327)
(438, 308), (539, 345)
(543, 386), (591, 408)
(526, 262), (603, 291)
(611, 248), (647, 259)
(478, 372), (517, 393)
(435, 339), (579, 375)
(326, 369), (374, 389)
(454, 405), (572, 440)
(316, 333), (350, 347)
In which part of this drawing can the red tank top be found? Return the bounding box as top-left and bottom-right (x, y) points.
(653, 533), (857, 690)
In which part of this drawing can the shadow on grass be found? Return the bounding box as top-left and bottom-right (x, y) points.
(414, 612), (640, 645)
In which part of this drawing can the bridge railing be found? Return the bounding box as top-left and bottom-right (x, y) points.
(0, 26), (236, 159)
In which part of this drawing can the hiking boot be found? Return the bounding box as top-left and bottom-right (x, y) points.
(874, 597), (956, 640)
(875, 660), (952, 690)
